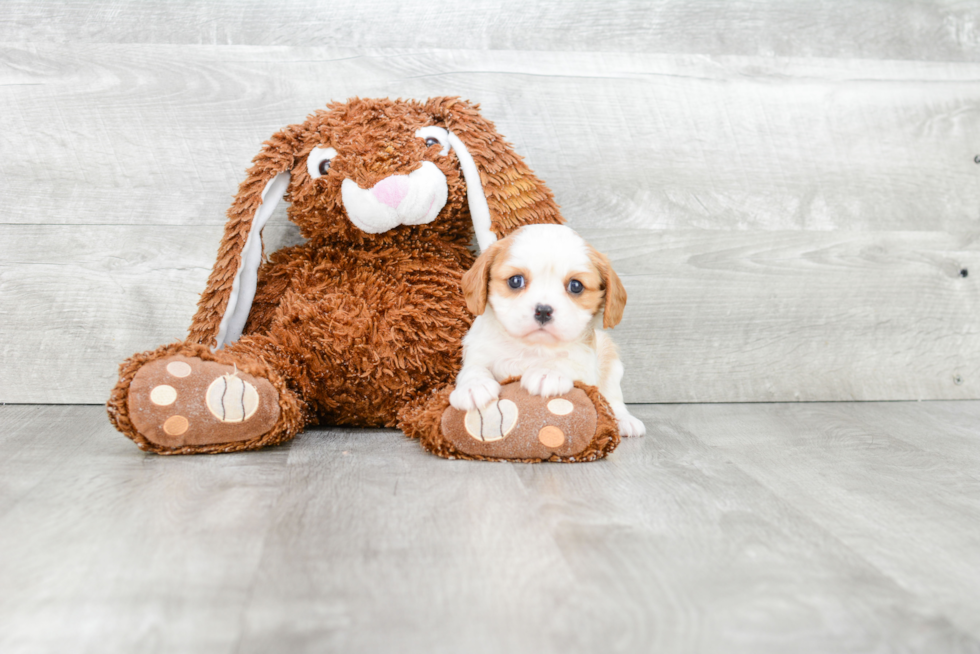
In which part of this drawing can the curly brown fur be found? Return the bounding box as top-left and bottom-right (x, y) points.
(423, 97), (563, 238)
(189, 97), (562, 349)
(400, 378), (620, 463)
(111, 97), (564, 454)
(229, 238), (473, 427)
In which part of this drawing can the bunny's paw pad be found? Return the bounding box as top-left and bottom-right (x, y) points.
(441, 382), (599, 460)
(127, 356), (279, 448)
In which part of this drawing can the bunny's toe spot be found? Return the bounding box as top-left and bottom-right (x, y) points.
(150, 385), (177, 406)
(538, 425), (565, 448)
(166, 361), (192, 378)
(547, 398), (574, 415)
(163, 415), (189, 436)
(463, 399), (519, 442)
(206, 375), (260, 423)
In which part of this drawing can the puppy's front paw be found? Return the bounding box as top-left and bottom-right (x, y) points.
(614, 405), (646, 437)
(449, 379), (501, 411)
(521, 368), (574, 398)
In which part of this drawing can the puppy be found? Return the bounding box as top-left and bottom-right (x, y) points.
(450, 224), (646, 437)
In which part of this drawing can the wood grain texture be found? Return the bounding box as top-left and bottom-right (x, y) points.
(1, 402), (979, 653)
(583, 228), (980, 402)
(3, 0), (980, 62)
(2, 225), (976, 404)
(0, 223), (298, 404)
(3, 2), (980, 405)
(2, 46), (979, 232)
(676, 402), (980, 640)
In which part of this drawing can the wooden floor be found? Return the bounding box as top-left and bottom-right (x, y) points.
(2, 402), (980, 653)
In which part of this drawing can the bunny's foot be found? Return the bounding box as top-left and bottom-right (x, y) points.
(108, 342), (305, 454)
(400, 379), (621, 463)
(127, 355), (279, 449)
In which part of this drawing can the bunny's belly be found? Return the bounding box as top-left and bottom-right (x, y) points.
(236, 243), (474, 427)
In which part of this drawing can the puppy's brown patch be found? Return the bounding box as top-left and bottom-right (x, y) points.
(587, 247), (627, 329)
(565, 269), (603, 316)
(489, 249), (530, 303)
(462, 237), (512, 315)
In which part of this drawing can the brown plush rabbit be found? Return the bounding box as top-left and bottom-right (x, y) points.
(107, 97), (571, 454)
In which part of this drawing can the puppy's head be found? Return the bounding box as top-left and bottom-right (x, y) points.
(462, 225), (627, 344)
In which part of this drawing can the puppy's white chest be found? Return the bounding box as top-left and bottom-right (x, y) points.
(490, 343), (598, 386)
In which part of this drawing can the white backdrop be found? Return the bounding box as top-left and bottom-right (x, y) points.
(1, 0), (978, 403)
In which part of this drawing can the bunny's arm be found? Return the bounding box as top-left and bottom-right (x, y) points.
(240, 243), (309, 337)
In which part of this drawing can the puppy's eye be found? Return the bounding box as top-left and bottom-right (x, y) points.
(425, 137), (439, 147)
(307, 146), (338, 180)
(567, 279), (584, 295)
(508, 275), (525, 290)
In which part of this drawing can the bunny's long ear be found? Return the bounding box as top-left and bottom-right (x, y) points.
(187, 127), (301, 349)
(425, 97), (564, 251)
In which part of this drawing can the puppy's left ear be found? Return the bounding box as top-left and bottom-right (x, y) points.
(461, 239), (503, 316)
(589, 248), (627, 329)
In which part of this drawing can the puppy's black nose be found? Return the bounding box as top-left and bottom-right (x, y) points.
(534, 304), (553, 324)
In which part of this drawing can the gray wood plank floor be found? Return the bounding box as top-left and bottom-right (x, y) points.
(2, 402), (979, 653)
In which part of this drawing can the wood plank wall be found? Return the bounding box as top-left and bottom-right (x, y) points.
(1, 1), (978, 404)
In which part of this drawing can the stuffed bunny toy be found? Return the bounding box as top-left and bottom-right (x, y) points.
(107, 96), (618, 460)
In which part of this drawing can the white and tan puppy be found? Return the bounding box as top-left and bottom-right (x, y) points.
(450, 224), (645, 437)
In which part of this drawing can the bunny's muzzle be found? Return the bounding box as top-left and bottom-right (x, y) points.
(340, 161), (448, 234)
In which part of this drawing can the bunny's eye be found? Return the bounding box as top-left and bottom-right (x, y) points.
(414, 126), (450, 156)
(307, 146), (338, 180)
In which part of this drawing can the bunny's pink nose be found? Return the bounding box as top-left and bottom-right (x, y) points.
(372, 175), (410, 208)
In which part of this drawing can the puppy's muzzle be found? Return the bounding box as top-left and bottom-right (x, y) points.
(534, 304), (554, 325)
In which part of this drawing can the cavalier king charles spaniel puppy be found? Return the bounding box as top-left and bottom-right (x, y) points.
(450, 224), (645, 437)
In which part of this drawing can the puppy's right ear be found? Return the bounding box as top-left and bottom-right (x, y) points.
(187, 125), (303, 349)
(461, 239), (503, 316)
